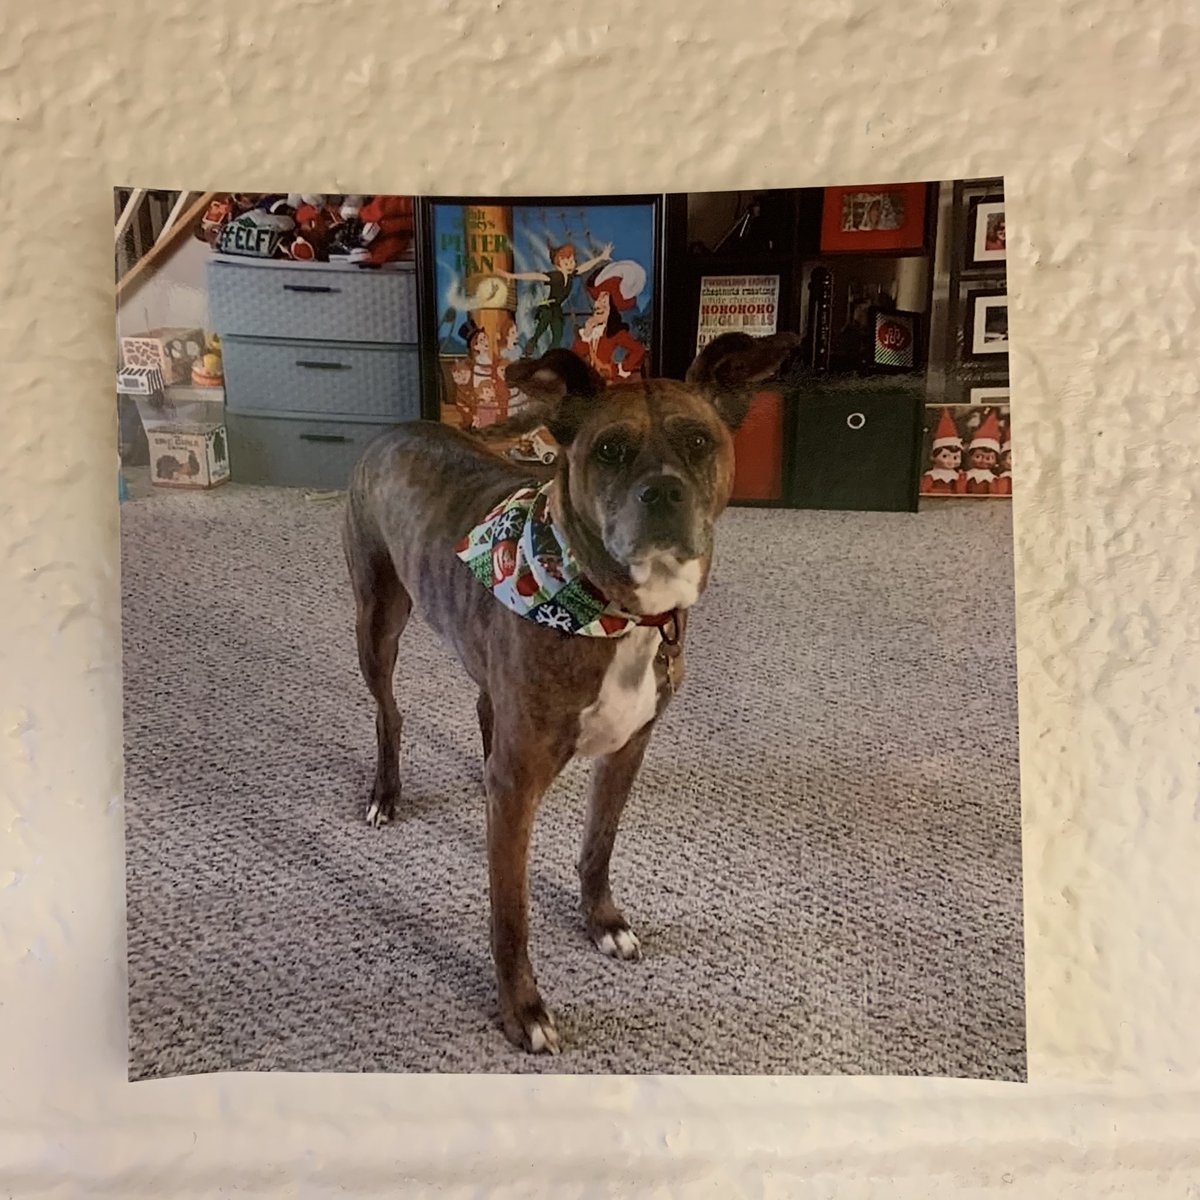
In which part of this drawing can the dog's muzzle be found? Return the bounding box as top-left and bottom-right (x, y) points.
(611, 473), (704, 562)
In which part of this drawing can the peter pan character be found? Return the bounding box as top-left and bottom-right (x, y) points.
(497, 240), (614, 355)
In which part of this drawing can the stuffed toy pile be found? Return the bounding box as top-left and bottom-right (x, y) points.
(198, 193), (415, 266)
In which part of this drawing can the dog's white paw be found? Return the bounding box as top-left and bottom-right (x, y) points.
(595, 926), (642, 961)
(527, 1016), (561, 1055)
(502, 998), (561, 1055)
(365, 801), (389, 829)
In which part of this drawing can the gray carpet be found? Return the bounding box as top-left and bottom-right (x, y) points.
(120, 482), (1025, 1080)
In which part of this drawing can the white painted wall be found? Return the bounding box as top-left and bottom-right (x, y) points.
(3, 0), (1199, 1194)
(116, 234), (211, 340)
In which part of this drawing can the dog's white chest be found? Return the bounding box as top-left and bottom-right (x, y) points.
(575, 627), (660, 758)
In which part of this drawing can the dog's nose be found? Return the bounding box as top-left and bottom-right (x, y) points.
(637, 476), (685, 509)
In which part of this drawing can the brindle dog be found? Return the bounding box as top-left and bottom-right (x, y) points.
(343, 331), (799, 1053)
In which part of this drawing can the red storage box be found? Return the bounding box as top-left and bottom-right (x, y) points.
(731, 389), (784, 502)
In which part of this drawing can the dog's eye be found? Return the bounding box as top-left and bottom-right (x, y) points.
(594, 439), (627, 465)
(684, 430), (712, 456)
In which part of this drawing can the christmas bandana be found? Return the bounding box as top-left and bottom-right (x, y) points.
(455, 482), (647, 637)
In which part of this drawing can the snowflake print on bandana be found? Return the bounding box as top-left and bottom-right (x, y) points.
(492, 507), (526, 542)
(533, 603), (577, 632)
(455, 481), (656, 638)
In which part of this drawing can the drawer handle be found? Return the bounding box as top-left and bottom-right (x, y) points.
(283, 284), (341, 294)
(296, 360), (351, 371)
(299, 433), (351, 444)
(846, 412), (867, 430)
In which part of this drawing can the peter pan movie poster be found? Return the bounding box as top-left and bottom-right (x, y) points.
(429, 201), (659, 436)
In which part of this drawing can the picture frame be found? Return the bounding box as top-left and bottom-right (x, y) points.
(417, 194), (664, 427)
(919, 402), (1012, 499)
(819, 182), (929, 254)
(965, 289), (1009, 358)
(695, 273), (781, 354)
(869, 307), (918, 371)
(967, 195), (1006, 267)
(969, 385), (1010, 406)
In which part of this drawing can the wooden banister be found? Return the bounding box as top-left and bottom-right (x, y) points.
(116, 191), (218, 305)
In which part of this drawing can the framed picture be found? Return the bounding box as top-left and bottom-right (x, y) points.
(969, 385), (1010, 406)
(420, 195), (662, 445)
(967, 195), (1006, 267)
(920, 403), (1012, 498)
(966, 289), (1009, 358)
(695, 273), (780, 354)
(819, 182), (929, 254)
(870, 308), (918, 371)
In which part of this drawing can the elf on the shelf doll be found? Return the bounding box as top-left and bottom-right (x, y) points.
(961, 408), (1003, 494)
(920, 407), (964, 495)
(992, 424), (1012, 495)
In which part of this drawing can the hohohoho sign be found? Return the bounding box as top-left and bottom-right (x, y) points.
(695, 274), (781, 352)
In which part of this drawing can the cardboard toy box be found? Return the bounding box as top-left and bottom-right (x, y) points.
(116, 364), (165, 395)
(120, 328), (206, 386)
(146, 424), (230, 490)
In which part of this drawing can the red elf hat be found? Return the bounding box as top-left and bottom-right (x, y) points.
(931, 407), (962, 450)
(969, 409), (1002, 453)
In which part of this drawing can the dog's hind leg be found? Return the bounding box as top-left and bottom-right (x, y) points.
(345, 519), (413, 829)
(577, 721), (655, 962)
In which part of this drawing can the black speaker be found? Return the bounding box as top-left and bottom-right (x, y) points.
(788, 390), (923, 512)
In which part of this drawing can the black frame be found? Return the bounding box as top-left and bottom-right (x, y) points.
(658, 188), (811, 508)
(415, 193), (666, 421)
(963, 286), (1010, 361)
(866, 307), (922, 373)
(966, 194), (1006, 270)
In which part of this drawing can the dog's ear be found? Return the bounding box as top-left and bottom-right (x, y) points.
(504, 349), (606, 446)
(685, 331), (802, 431)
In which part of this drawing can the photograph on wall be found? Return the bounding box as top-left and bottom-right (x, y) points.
(819, 181), (928, 253)
(428, 198), (658, 461)
(842, 190), (905, 231)
(114, 178), (1024, 1082)
(966, 290), (1010, 357)
(967, 196), (1007, 267)
(920, 403), (1012, 497)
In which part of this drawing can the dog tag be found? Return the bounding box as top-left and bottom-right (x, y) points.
(656, 641), (681, 698)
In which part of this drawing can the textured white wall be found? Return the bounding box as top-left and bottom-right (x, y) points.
(2, 0), (1199, 1194)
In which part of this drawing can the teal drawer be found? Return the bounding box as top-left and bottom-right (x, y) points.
(221, 336), (421, 423)
(208, 259), (418, 344)
(225, 412), (393, 490)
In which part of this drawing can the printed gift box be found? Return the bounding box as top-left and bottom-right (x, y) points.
(120, 328), (206, 386)
(146, 424), (230, 490)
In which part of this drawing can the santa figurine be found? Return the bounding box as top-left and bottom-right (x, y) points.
(961, 408), (1003, 495)
(920, 407), (964, 495)
(993, 424), (1012, 496)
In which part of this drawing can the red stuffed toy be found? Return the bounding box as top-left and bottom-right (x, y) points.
(359, 195), (415, 265)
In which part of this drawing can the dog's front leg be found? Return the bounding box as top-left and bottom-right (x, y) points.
(578, 720), (656, 961)
(485, 732), (572, 1054)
